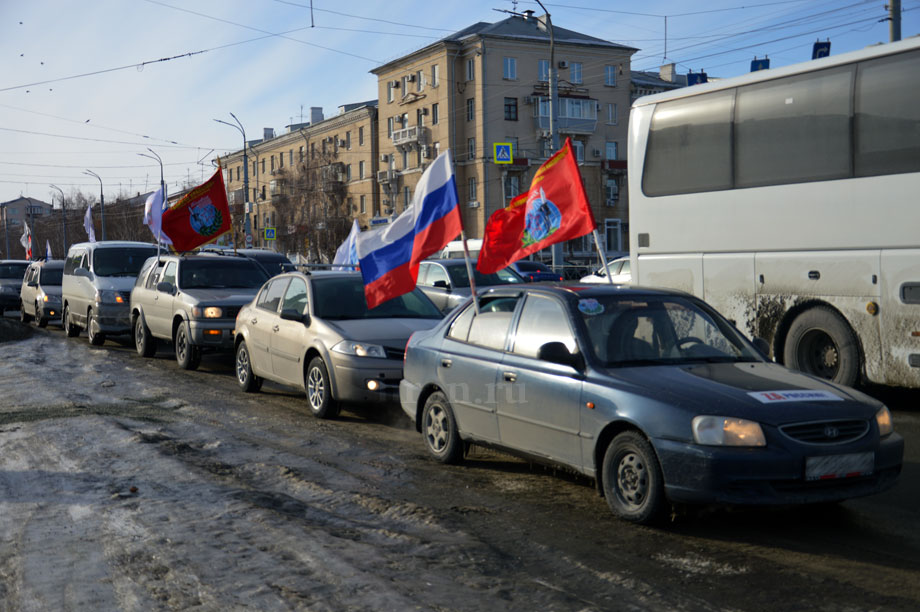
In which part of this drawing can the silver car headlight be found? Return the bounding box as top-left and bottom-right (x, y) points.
(692, 416), (766, 447)
(95, 290), (126, 304)
(331, 340), (387, 358)
(876, 406), (893, 437)
(42, 294), (61, 304)
(192, 306), (223, 318)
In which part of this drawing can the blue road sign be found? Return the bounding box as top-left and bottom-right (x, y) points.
(494, 143), (513, 164)
(813, 41), (831, 59)
(264, 227), (276, 240)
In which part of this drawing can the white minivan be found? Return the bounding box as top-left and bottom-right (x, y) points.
(62, 241), (158, 345)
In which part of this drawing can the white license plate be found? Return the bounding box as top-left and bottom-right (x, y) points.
(805, 452), (874, 481)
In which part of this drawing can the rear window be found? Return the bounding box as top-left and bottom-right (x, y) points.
(94, 247), (158, 277)
(0, 263), (29, 279)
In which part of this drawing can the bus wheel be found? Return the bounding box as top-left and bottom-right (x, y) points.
(784, 307), (859, 387)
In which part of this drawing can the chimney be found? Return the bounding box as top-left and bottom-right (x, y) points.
(522, 9), (534, 20)
(310, 106), (324, 124)
(660, 63), (676, 83)
(263, 127), (275, 140)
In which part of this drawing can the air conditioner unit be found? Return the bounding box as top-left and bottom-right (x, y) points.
(338, 139), (347, 147)
(467, 201), (480, 208)
(605, 198), (618, 207)
(389, 80), (400, 88)
(377, 170), (394, 183)
(523, 96), (534, 104)
(558, 60), (569, 69)
(383, 207), (394, 215)
(407, 74), (416, 82)
(335, 172), (346, 182)
(379, 154), (389, 162)
(593, 148), (602, 157)
(421, 107), (429, 115)
(420, 145), (430, 159)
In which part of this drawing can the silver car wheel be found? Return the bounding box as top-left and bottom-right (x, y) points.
(305, 357), (338, 419)
(307, 366), (325, 409)
(425, 404), (450, 452)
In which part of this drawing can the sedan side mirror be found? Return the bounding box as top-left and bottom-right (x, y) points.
(433, 280), (450, 290)
(156, 281), (176, 295)
(537, 341), (583, 370)
(28, 280), (38, 288)
(280, 308), (309, 326)
(752, 337), (771, 360)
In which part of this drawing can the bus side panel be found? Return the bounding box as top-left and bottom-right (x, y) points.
(702, 254), (757, 340)
(879, 249), (920, 388)
(635, 254), (703, 297)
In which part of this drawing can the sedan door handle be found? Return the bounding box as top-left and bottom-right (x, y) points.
(272, 325), (280, 332)
(503, 371), (517, 383)
(251, 318), (258, 325)
(440, 358), (452, 368)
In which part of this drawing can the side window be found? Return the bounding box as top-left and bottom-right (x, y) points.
(256, 278), (288, 312)
(465, 295), (522, 351)
(280, 278), (308, 314)
(416, 263), (430, 286)
(145, 261), (164, 290)
(136, 259), (154, 288)
(161, 261), (177, 287)
(447, 303), (476, 342)
(512, 295), (576, 357)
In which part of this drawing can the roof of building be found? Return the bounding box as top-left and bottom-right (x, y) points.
(630, 70), (688, 90)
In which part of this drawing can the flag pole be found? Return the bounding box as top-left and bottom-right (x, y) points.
(592, 228), (614, 285)
(460, 230), (480, 315)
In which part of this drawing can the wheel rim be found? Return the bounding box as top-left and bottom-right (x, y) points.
(177, 327), (188, 361)
(798, 329), (839, 379)
(89, 317), (98, 341)
(135, 320), (144, 348)
(425, 403), (449, 453)
(307, 366), (325, 410)
(616, 451), (649, 510)
(236, 346), (250, 385)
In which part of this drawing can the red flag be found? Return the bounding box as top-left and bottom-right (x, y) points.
(477, 138), (596, 274)
(161, 167), (232, 252)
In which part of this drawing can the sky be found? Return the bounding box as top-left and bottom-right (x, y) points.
(1, 0), (918, 206)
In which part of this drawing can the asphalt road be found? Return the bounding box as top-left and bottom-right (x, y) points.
(1, 317), (918, 611)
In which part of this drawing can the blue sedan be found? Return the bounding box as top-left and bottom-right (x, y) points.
(509, 260), (564, 283)
(399, 284), (903, 524)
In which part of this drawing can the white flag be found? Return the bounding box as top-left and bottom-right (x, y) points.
(332, 219), (361, 270)
(19, 221), (32, 259)
(46, 240), (52, 261)
(143, 186), (172, 245)
(84, 204), (96, 242)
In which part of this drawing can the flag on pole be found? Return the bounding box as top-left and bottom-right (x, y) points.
(477, 138), (596, 274)
(143, 185), (172, 245)
(19, 221), (32, 260)
(46, 240), (52, 261)
(161, 167), (232, 252)
(356, 150), (461, 309)
(332, 219), (361, 270)
(83, 204), (96, 242)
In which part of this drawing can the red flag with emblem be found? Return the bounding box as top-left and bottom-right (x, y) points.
(161, 167), (232, 252)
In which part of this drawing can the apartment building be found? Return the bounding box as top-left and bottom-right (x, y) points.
(372, 11), (637, 257)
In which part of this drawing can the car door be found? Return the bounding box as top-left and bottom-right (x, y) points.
(147, 260), (176, 339)
(497, 294), (584, 469)
(21, 265), (36, 315)
(247, 277), (288, 376)
(419, 262), (452, 311)
(270, 277), (310, 386)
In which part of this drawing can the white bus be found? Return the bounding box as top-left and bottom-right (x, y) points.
(627, 36), (920, 388)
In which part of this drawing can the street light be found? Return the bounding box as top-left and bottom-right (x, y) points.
(214, 113), (250, 248)
(83, 169), (106, 240)
(49, 184), (66, 255)
(138, 148), (167, 256)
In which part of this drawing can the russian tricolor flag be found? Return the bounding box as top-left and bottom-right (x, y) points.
(357, 150), (461, 309)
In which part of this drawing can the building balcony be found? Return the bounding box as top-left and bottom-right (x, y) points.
(392, 125), (428, 149)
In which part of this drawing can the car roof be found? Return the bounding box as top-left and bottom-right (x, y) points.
(1, 259), (30, 264)
(481, 283), (691, 301)
(31, 260), (64, 269)
(67, 240), (156, 249)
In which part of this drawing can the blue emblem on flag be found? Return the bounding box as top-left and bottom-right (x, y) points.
(522, 187), (562, 246)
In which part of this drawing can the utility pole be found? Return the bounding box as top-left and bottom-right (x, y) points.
(890, 0), (902, 42)
(214, 113), (250, 249)
(50, 184), (66, 253)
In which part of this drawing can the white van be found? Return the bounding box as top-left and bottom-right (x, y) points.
(434, 239), (481, 260)
(62, 241), (158, 345)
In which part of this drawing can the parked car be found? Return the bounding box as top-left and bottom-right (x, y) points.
(509, 260), (564, 282)
(62, 241), (158, 345)
(400, 284), (903, 524)
(19, 260), (64, 327)
(201, 246), (294, 277)
(580, 256), (631, 284)
(131, 252), (269, 369)
(233, 271), (443, 419)
(416, 259), (525, 313)
(0, 260), (30, 313)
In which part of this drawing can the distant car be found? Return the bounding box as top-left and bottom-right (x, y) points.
(19, 260), (64, 327)
(200, 246), (294, 277)
(580, 256), (630, 284)
(233, 271), (443, 419)
(400, 284), (903, 524)
(416, 259), (525, 312)
(509, 260), (564, 283)
(131, 253), (269, 369)
(0, 260), (30, 313)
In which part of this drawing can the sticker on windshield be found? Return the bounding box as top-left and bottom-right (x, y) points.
(578, 299), (604, 315)
(748, 390), (843, 403)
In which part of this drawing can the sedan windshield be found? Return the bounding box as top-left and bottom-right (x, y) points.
(40, 267), (64, 285)
(576, 295), (762, 367)
(446, 265), (523, 288)
(94, 247), (158, 277)
(180, 259), (268, 289)
(0, 263), (29, 279)
(312, 277), (442, 320)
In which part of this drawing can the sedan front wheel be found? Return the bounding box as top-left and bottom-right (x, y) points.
(602, 431), (666, 525)
(306, 357), (339, 419)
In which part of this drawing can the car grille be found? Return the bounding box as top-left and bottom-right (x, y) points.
(223, 306), (241, 319)
(384, 346), (405, 360)
(779, 419), (869, 445)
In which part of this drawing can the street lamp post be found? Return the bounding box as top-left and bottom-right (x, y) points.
(214, 113), (249, 250)
(83, 170), (106, 240)
(50, 184), (66, 255)
(138, 148), (167, 257)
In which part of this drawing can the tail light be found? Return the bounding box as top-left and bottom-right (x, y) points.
(404, 333), (414, 364)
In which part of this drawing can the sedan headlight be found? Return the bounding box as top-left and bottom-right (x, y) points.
(331, 340), (387, 358)
(876, 406), (893, 437)
(95, 290), (125, 304)
(192, 306), (223, 318)
(692, 416), (766, 447)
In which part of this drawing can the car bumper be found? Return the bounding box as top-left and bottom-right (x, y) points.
(188, 320), (236, 350)
(654, 433), (904, 506)
(329, 355), (404, 404)
(94, 303), (132, 334)
(37, 302), (62, 322)
(399, 378), (422, 423)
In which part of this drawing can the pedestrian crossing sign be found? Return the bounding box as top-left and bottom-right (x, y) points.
(494, 143), (513, 165)
(264, 227), (276, 240)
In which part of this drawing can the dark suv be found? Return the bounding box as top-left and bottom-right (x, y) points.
(130, 253), (269, 369)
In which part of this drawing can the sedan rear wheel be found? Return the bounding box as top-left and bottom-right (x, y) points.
(602, 431), (666, 525)
(422, 391), (463, 464)
(306, 357), (339, 419)
(235, 340), (262, 393)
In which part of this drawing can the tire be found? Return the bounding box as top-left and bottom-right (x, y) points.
(235, 340), (262, 393)
(421, 391), (463, 464)
(87, 309), (106, 346)
(63, 305), (80, 338)
(601, 431), (666, 525)
(175, 321), (201, 371)
(134, 315), (157, 358)
(305, 357), (339, 419)
(35, 301), (48, 328)
(783, 307), (859, 387)
(19, 301), (32, 324)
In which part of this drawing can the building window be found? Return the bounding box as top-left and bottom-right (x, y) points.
(417, 108), (425, 127)
(345, 164), (352, 181)
(466, 98), (475, 121)
(402, 75), (410, 93)
(503, 56), (517, 80)
(432, 103), (439, 125)
(387, 117), (395, 138)
(359, 160), (365, 179)
(401, 148), (409, 169)
(507, 137), (519, 156)
(504, 97), (518, 121)
(573, 140), (584, 162)
(606, 178), (620, 203)
(466, 58), (475, 81)
(504, 174), (520, 200)
(571, 62), (583, 84)
(260, 159), (265, 174)
(360, 195), (367, 214)
(403, 186), (411, 210)
(468, 177), (477, 201)
(310, 143), (315, 159)
(468, 137), (476, 160)
(431, 64), (440, 87)
(345, 131), (351, 149)
(271, 155), (276, 172)
(416, 70), (424, 91)
(538, 59), (549, 82)
(606, 141), (618, 160)
(387, 81), (394, 103)
(279, 154), (284, 169)
(605, 65), (617, 87)
(607, 103), (618, 125)
(358, 126), (364, 146)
